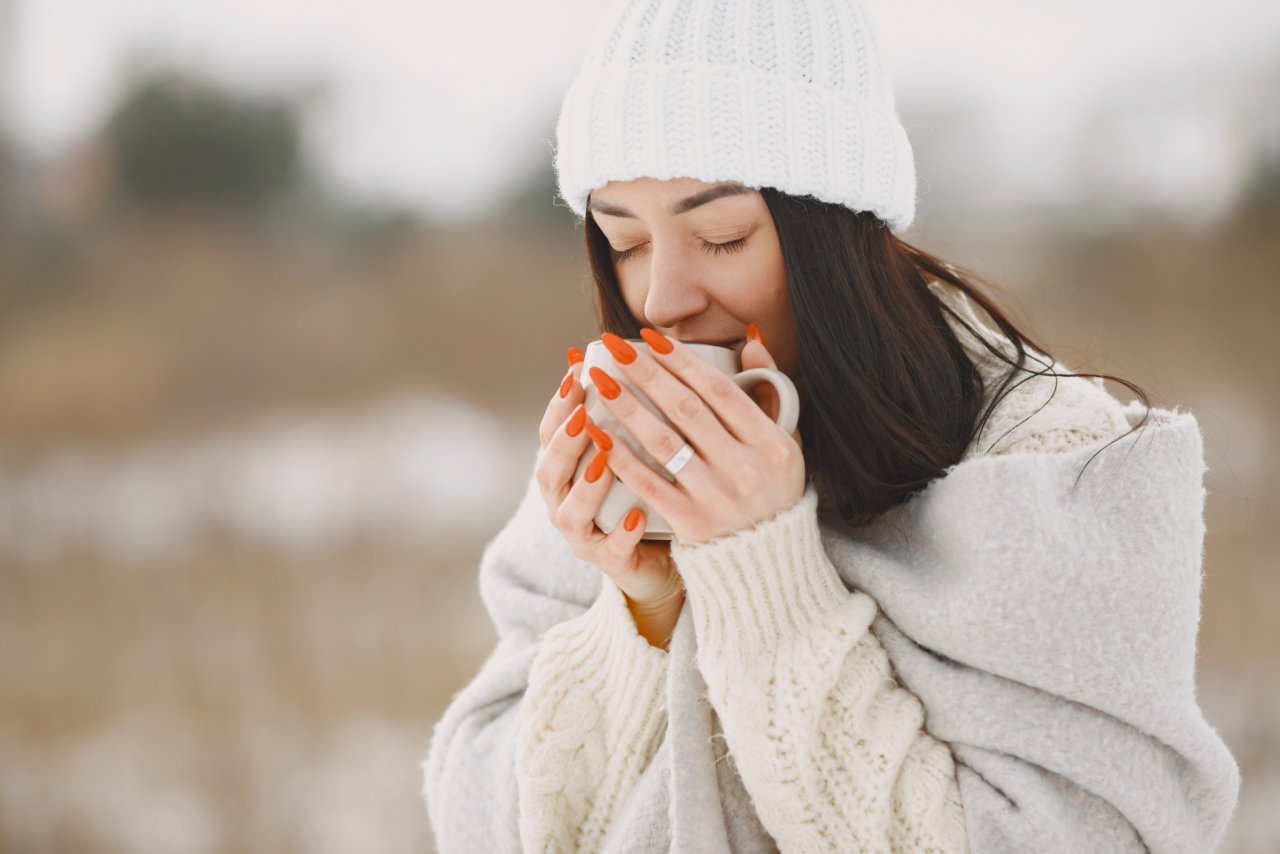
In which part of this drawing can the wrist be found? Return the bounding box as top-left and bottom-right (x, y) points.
(630, 571), (684, 609)
(625, 583), (685, 650)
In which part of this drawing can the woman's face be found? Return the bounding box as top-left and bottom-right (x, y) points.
(588, 176), (798, 380)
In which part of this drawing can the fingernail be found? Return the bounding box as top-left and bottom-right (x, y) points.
(585, 449), (609, 483)
(588, 366), (621, 400)
(623, 507), (643, 532)
(558, 371), (574, 398)
(639, 327), (673, 355)
(567, 346), (585, 366)
(566, 404), (587, 437)
(601, 332), (636, 365)
(746, 323), (765, 348)
(584, 420), (612, 451)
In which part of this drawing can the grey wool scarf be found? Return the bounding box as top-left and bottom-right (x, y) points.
(424, 403), (1240, 852)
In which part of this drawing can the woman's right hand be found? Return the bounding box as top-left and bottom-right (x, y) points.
(535, 347), (685, 619)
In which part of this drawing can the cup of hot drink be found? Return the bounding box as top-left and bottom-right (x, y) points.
(573, 338), (800, 541)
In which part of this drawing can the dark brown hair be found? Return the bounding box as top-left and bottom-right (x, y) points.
(583, 188), (1152, 529)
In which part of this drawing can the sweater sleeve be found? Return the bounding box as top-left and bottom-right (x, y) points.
(515, 575), (669, 853)
(670, 484), (969, 854)
(423, 465), (667, 853)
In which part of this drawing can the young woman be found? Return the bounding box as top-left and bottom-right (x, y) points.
(424, 2), (1241, 851)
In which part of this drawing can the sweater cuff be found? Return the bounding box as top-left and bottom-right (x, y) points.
(670, 483), (854, 660)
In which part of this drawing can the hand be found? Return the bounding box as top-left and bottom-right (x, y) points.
(535, 347), (686, 614)
(590, 328), (805, 546)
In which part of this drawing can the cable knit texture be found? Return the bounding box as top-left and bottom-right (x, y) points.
(673, 483), (969, 852)
(515, 577), (669, 852)
(552, 0), (919, 232)
(423, 280), (1239, 853)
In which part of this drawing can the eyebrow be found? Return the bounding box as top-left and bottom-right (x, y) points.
(588, 182), (755, 218)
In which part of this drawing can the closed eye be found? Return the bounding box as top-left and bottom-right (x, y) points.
(701, 237), (749, 257)
(612, 237), (750, 263)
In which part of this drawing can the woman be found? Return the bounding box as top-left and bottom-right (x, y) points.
(424, 1), (1240, 852)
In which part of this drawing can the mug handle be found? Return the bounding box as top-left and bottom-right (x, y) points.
(732, 368), (800, 436)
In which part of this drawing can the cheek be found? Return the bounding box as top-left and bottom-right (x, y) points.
(745, 259), (790, 321)
(750, 231), (789, 311)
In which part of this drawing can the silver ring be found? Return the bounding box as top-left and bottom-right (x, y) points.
(663, 443), (695, 476)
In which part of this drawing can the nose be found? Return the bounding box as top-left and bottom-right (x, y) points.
(641, 242), (712, 330)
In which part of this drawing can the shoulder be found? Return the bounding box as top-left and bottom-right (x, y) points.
(971, 368), (1134, 458)
(926, 279), (1135, 460)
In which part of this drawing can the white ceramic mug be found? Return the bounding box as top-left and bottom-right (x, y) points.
(573, 338), (800, 541)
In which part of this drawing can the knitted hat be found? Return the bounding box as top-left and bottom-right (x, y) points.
(552, 0), (918, 232)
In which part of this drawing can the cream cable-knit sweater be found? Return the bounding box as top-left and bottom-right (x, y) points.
(512, 280), (1132, 853)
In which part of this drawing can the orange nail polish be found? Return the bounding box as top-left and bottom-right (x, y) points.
(639, 327), (673, 355)
(559, 371), (574, 398)
(746, 323), (766, 348)
(589, 366), (621, 400)
(623, 507), (643, 532)
(584, 420), (613, 451)
(585, 449), (609, 483)
(567, 346), (585, 366)
(566, 404), (587, 437)
(601, 332), (636, 365)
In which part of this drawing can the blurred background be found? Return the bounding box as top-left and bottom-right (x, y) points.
(0, 0), (1277, 851)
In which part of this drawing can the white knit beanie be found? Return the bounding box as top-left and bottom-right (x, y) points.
(553, 0), (918, 233)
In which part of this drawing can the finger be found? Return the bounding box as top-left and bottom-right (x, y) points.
(536, 402), (590, 507)
(638, 330), (780, 446)
(593, 505), (649, 576)
(556, 446), (614, 549)
(592, 423), (692, 526)
(586, 367), (722, 502)
(738, 330), (775, 372)
(538, 363), (585, 448)
(600, 332), (741, 471)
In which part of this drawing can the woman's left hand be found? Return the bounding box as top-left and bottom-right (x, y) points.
(588, 329), (805, 546)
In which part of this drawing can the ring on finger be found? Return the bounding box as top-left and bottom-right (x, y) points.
(663, 442), (696, 477)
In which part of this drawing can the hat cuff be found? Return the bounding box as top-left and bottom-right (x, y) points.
(553, 62), (917, 232)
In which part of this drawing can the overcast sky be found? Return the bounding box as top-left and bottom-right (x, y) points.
(3, 0), (1279, 225)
